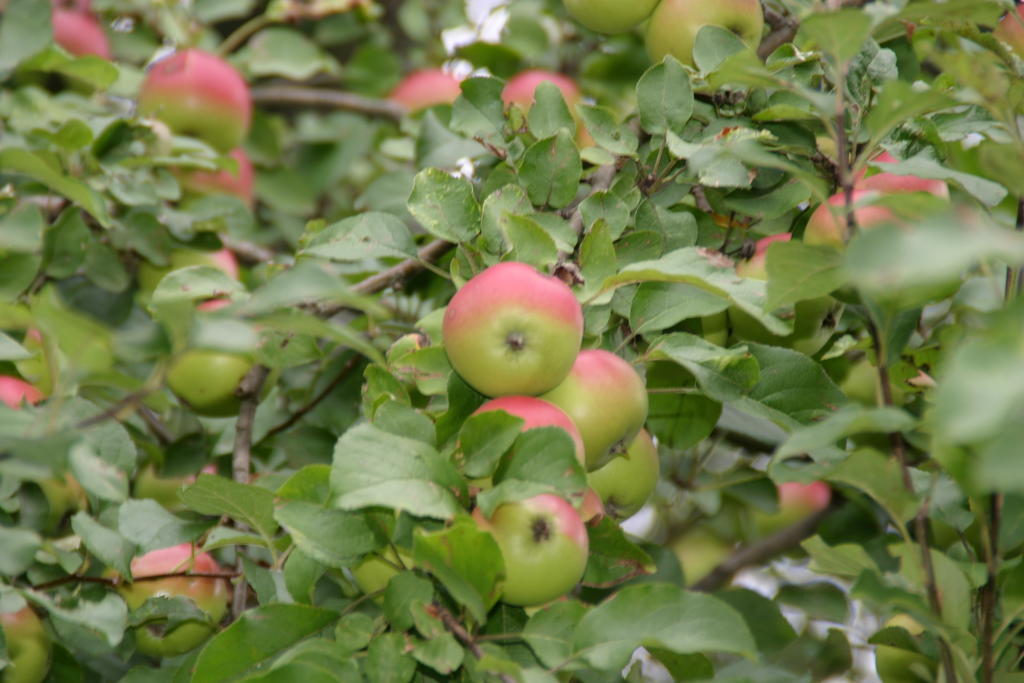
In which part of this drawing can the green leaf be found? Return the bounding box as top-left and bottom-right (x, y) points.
(774, 405), (915, 463)
(407, 168), (482, 243)
(274, 502), (384, 569)
(504, 214), (559, 268)
(0, 205), (45, 253)
(579, 191), (629, 239)
(28, 592), (127, 648)
(0, 0), (52, 75)
(765, 241), (845, 310)
(636, 57), (693, 136)
(716, 589), (798, 656)
(0, 527), (41, 576)
(330, 423), (464, 519)
(523, 600), (587, 668)
(190, 605), (340, 683)
(527, 81), (575, 139)
(0, 149), (111, 227)
(411, 633), (464, 675)
(871, 155), (1006, 208)
(862, 80), (956, 150)
(803, 535), (879, 578)
(479, 428), (587, 516)
(181, 475), (279, 546)
(776, 582), (850, 624)
(117, 500), (209, 553)
(826, 449), (918, 525)
(629, 283), (729, 335)
(236, 28), (339, 80)
(648, 333), (759, 402)
(365, 632), (417, 683)
(798, 8), (873, 65)
(450, 76), (507, 144)
(413, 517), (504, 624)
(519, 131), (582, 209)
(459, 410), (524, 479)
(734, 344), (846, 428)
(480, 183), (535, 253)
(572, 583), (756, 669)
(581, 518), (655, 588)
(301, 212), (417, 261)
(576, 105), (638, 156)
(693, 25), (749, 75)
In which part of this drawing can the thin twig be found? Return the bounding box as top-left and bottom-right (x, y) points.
(758, 7), (800, 59)
(220, 235), (277, 265)
(260, 354), (363, 441)
(251, 84), (407, 120)
(31, 571), (238, 591)
(981, 494), (1003, 683)
(691, 185), (713, 214)
(75, 389), (154, 430)
(691, 504), (833, 592)
(217, 14), (272, 56)
(138, 406), (173, 446)
(432, 603), (516, 683)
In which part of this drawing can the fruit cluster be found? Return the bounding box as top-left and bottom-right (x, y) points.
(356, 262), (658, 608)
(561, 0), (765, 68)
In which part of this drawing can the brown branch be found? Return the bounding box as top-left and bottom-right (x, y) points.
(138, 406), (173, 446)
(220, 235), (277, 266)
(691, 185), (714, 214)
(260, 354), (363, 441)
(432, 603), (516, 683)
(758, 7), (800, 59)
(691, 504), (833, 592)
(250, 84), (407, 120)
(75, 388), (154, 430)
(31, 571), (238, 591)
(981, 494), (1003, 683)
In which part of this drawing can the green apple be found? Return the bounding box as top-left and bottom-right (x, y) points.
(670, 529), (732, 586)
(541, 349), (648, 470)
(752, 481), (831, 536)
(389, 69), (463, 112)
(138, 247), (240, 296)
(118, 544), (230, 657)
(563, 0), (660, 34)
(442, 262), (583, 397)
(133, 464), (216, 511)
(874, 615), (936, 683)
(0, 606), (51, 683)
(645, 0), (765, 68)
(840, 357), (907, 408)
(351, 547), (411, 597)
(166, 349), (254, 418)
(36, 474), (87, 531)
(138, 49), (252, 152)
(474, 494), (589, 607)
(701, 310), (729, 347)
(473, 395), (586, 467)
(588, 428), (659, 519)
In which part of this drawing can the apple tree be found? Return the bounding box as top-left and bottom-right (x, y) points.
(1, 0), (1024, 680)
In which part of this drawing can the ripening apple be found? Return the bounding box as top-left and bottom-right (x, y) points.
(579, 487), (605, 525)
(670, 529), (732, 586)
(502, 70), (592, 145)
(389, 69), (463, 112)
(166, 349), (253, 418)
(472, 396), (586, 467)
(52, 8), (111, 59)
(587, 428), (659, 520)
(728, 233), (834, 353)
(177, 148), (254, 207)
(0, 606), (52, 683)
(645, 0), (765, 68)
(138, 49), (252, 152)
(563, 0), (660, 34)
(541, 349), (648, 470)
(860, 153), (950, 198)
(473, 494), (589, 607)
(874, 615), (936, 683)
(0, 376), (43, 410)
(118, 544), (230, 657)
(995, 5), (1024, 58)
(442, 262), (583, 397)
(752, 481), (831, 536)
(137, 246), (240, 295)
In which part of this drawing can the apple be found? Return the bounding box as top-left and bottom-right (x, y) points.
(874, 615), (936, 683)
(645, 0), (765, 68)
(0, 606), (51, 683)
(118, 544), (230, 657)
(540, 349), (648, 470)
(563, 0), (660, 34)
(860, 153), (950, 198)
(587, 428), (659, 520)
(13, 330), (53, 397)
(389, 69), (463, 112)
(137, 246), (240, 295)
(52, 8), (111, 59)
(474, 494), (588, 607)
(995, 5), (1024, 58)
(840, 357), (908, 408)
(502, 70), (581, 112)
(701, 310), (729, 346)
(472, 396), (586, 467)
(177, 148), (254, 207)
(36, 474), (87, 531)
(133, 464), (217, 511)
(0, 376), (43, 410)
(351, 547), (411, 597)
(166, 349), (253, 418)
(752, 481), (831, 536)
(442, 261), (583, 397)
(579, 487), (605, 525)
(728, 233), (834, 353)
(670, 529), (732, 586)
(138, 49), (252, 152)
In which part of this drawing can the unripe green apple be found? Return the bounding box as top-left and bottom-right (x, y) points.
(563, 0), (660, 34)
(177, 149), (254, 207)
(645, 0), (765, 68)
(0, 606), (52, 683)
(874, 615), (936, 683)
(474, 494), (589, 607)
(351, 547), (412, 597)
(541, 350), (648, 470)
(701, 310), (729, 346)
(52, 8), (111, 59)
(133, 464), (216, 511)
(36, 474), (87, 531)
(840, 357), (907, 407)
(752, 481), (831, 536)
(166, 349), (254, 418)
(389, 69), (463, 112)
(442, 262), (583, 397)
(670, 529), (732, 586)
(137, 247), (240, 296)
(587, 428), (659, 519)
(117, 544), (230, 657)
(138, 49), (252, 152)
(473, 395), (586, 467)
(995, 5), (1024, 58)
